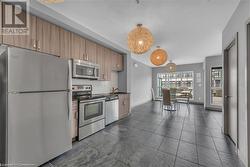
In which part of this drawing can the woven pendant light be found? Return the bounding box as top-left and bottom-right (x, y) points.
(166, 60), (176, 72)
(150, 46), (168, 66)
(40, 0), (64, 4)
(128, 24), (154, 54)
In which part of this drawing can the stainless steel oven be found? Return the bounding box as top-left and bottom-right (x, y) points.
(79, 98), (105, 127)
(78, 98), (106, 140)
(72, 59), (100, 79)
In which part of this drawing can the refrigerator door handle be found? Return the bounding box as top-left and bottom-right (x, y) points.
(67, 60), (72, 120)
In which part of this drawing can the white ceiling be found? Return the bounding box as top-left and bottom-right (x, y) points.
(40, 0), (239, 66)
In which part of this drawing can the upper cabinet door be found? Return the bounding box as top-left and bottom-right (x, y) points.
(116, 53), (123, 71)
(0, 2), (2, 44)
(80, 37), (86, 61)
(85, 39), (97, 63)
(71, 33), (81, 60)
(96, 44), (105, 80)
(111, 51), (123, 72)
(3, 13), (37, 50)
(36, 18), (60, 56)
(104, 48), (112, 81)
(111, 51), (117, 71)
(60, 28), (71, 59)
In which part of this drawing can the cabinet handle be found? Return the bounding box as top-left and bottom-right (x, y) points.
(116, 64), (120, 67)
(123, 101), (126, 105)
(32, 39), (36, 49)
(86, 53), (89, 61)
(75, 111), (78, 119)
(37, 40), (41, 51)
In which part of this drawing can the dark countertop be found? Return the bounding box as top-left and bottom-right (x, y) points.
(74, 92), (130, 101)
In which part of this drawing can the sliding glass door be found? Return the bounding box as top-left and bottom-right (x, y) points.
(211, 67), (223, 106)
(156, 71), (194, 98)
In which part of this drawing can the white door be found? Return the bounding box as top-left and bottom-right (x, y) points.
(227, 41), (238, 144)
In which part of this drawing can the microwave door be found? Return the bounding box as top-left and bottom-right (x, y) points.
(74, 65), (96, 79)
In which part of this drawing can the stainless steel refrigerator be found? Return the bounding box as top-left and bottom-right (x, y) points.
(0, 46), (72, 166)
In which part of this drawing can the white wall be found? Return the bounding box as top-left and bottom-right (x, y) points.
(204, 55), (223, 110)
(131, 60), (152, 108)
(222, 0), (250, 165)
(72, 72), (118, 94)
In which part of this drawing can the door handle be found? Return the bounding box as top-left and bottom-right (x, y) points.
(224, 95), (232, 98)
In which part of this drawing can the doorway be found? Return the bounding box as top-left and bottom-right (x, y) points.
(223, 33), (238, 146)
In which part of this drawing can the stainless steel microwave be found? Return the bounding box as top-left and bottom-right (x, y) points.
(72, 59), (100, 79)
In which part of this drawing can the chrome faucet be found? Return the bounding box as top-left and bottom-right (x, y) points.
(111, 87), (119, 94)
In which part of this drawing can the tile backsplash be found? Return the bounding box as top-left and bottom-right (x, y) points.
(72, 72), (118, 94)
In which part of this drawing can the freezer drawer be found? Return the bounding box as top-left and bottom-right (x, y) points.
(7, 91), (72, 166)
(7, 47), (69, 92)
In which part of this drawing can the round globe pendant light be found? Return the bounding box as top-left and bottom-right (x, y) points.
(166, 60), (176, 72)
(150, 46), (168, 66)
(128, 24), (154, 54)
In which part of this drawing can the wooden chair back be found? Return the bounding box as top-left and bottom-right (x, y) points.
(162, 89), (171, 106)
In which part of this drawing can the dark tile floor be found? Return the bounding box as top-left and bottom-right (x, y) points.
(43, 101), (245, 167)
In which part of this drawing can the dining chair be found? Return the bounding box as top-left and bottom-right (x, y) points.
(162, 88), (177, 111)
(176, 89), (192, 111)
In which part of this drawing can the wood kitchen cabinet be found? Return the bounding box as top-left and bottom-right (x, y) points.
(96, 44), (106, 80)
(36, 17), (60, 56)
(111, 51), (123, 72)
(116, 53), (123, 71)
(60, 28), (71, 59)
(0, 9), (124, 74)
(96, 45), (112, 81)
(71, 100), (78, 140)
(104, 48), (112, 81)
(0, 2), (2, 44)
(118, 94), (130, 119)
(71, 32), (86, 60)
(85, 39), (97, 63)
(3, 14), (37, 50)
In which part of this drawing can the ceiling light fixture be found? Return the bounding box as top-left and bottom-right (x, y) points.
(128, 24), (154, 54)
(150, 46), (168, 66)
(40, 0), (64, 4)
(166, 60), (176, 72)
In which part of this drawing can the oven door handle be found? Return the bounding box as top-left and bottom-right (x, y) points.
(79, 99), (106, 104)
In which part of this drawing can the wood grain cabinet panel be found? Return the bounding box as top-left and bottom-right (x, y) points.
(116, 53), (123, 71)
(3, 14), (37, 50)
(111, 51), (117, 71)
(80, 37), (86, 61)
(71, 100), (78, 140)
(118, 94), (130, 119)
(111, 51), (123, 72)
(36, 17), (60, 56)
(59, 28), (71, 59)
(104, 48), (112, 81)
(96, 44), (105, 80)
(0, 2), (2, 44)
(85, 40), (97, 63)
(71, 33), (82, 60)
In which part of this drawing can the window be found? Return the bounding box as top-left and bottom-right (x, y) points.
(211, 67), (223, 106)
(157, 71), (194, 98)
